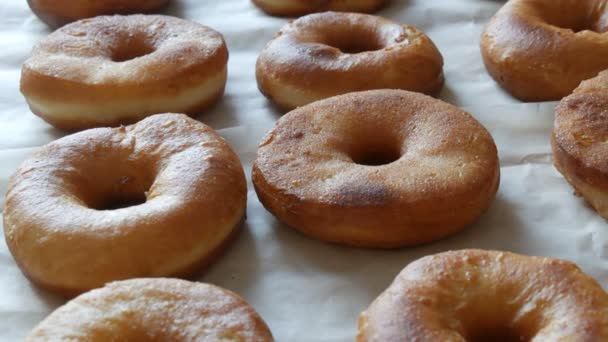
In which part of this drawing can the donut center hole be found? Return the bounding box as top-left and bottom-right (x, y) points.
(96, 192), (148, 211)
(540, 5), (608, 33)
(89, 174), (154, 211)
(111, 39), (155, 62)
(321, 28), (385, 54)
(469, 327), (529, 342)
(333, 40), (384, 54)
(350, 143), (401, 166)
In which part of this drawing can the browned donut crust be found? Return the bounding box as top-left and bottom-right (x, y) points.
(256, 12), (444, 111)
(252, 0), (387, 17)
(21, 15), (228, 131)
(252, 90), (499, 248)
(553, 70), (608, 217)
(27, 0), (170, 28)
(481, 0), (608, 101)
(26, 278), (274, 341)
(358, 249), (608, 341)
(3, 114), (247, 297)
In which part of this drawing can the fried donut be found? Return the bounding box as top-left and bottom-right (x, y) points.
(252, 90), (499, 248)
(252, 0), (387, 17)
(27, 0), (170, 28)
(256, 12), (444, 111)
(21, 15), (228, 131)
(26, 278), (274, 341)
(481, 0), (608, 101)
(3, 113), (247, 296)
(552, 70), (608, 218)
(358, 249), (608, 341)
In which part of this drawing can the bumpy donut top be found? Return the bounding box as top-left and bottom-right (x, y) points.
(21, 15), (227, 100)
(358, 250), (608, 341)
(257, 12), (443, 96)
(26, 279), (274, 341)
(3, 114), (246, 293)
(254, 90), (497, 209)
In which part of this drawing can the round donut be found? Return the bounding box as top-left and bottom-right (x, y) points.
(20, 15), (228, 131)
(3, 113), (247, 296)
(26, 278), (274, 341)
(358, 249), (608, 341)
(553, 70), (608, 218)
(481, 0), (608, 101)
(252, 0), (387, 17)
(252, 90), (499, 248)
(256, 12), (444, 111)
(27, 0), (170, 28)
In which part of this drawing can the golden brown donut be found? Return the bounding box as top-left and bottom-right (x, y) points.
(3, 113), (247, 297)
(27, 0), (170, 28)
(358, 249), (608, 341)
(252, 90), (499, 248)
(26, 278), (274, 341)
(256, 12), (444, 111)
(21, 15), (228, 131)
(481, 0), (608, 101)
(552, 70), (608, 218)
(252, 0), (387, 17)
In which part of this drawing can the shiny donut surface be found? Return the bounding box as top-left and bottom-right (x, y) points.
(3, 114), (247, 296)
(256, 12), (444, 111)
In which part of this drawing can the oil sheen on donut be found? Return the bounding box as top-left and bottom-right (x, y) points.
(21, 15), (228, 131)
(26, 278), (274, 341)
(3, 114), (247, 296)
(252, 90), (499, 248)
(358, 249), (608, 341)
(256, 12), (444, 111)
(481, 0), (608, 101)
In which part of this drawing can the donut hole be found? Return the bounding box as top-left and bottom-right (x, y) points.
(347, 138), (402, 166)
(95, 191), (148, 211)
(330, 39), (385, 54)
(320, 27), (385, 54)
(87, 173), (155, 211)
(468, 326), (530, 342)
(111, 38), (156, 62)
(537, 4), (608, 33)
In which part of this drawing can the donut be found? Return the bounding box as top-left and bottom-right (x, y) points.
(256, 12), (444, 111)
(358, 249), (608, 341)
(26, 278), (274, 341)
(252, 90), (499, 248)
(3, 113), (247, 296)
(27, 0), (170, 28)
(20, 15), (228, 131)
(481, 0), (608, 101)
(252, 0), (387, 17)
(552, 70), (608, 218)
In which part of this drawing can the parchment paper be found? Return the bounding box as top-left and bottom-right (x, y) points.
(1, 1), (607, 341)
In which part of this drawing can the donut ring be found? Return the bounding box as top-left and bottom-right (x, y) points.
(3, 114), (247, 296)
(252, 90), (499, 248)
(553, 70), (608, 218)
(252, 0), (387, 17)
(26, 278), (274, 341)
(256, 12), (444, 111)
(27, 0), (170, 28)
(358, 249), (608, 341)
(481, 0), (608, 101)
(20, 15), (228, 131)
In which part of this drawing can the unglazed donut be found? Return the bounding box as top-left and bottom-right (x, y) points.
(481, 0), (608, 101)
(256, 12), (444, 111)
(26, 278), (274, 341)
(553, 70), (608, 218)
(27, 0), (170, 28)
(252, 0), (387, 17)
(3, 114), (246, 296)
(21, 15), (228, 131)
(358, 249), (608, 341)
(252, 90), (499, 248)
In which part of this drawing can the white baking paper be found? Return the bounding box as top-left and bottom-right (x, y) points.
(1, 1), (607, 341)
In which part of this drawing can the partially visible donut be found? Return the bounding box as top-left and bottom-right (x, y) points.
(358, 249), (608, 341)
(256, 12), (444, 111)
(252, 0), (387, 17)
(252, 90), (499, 248)
(21, 15), (228, 131)
(3, 113), (247, 296)
(481, 0), (608, 101)
(26, 278), (274, 341)
(553, 69), (608, 218)
(27, 0), (170, 28)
